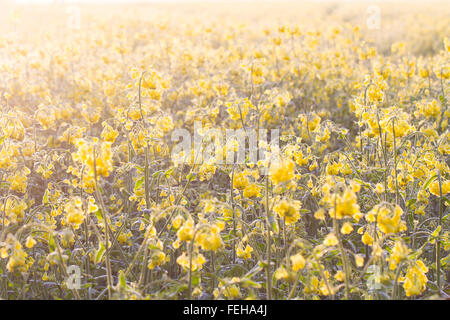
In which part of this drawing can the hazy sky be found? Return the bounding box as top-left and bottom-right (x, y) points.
(13, 0), (402, 3)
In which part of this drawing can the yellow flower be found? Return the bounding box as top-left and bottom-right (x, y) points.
(314, 208), (326, 220)
(274, 266), (289, 280)
(64, 197), (85, 230)
(25, 236), (37, 249)
(403, 260), (428, 297)
(101, 122), (119, 142)
(340, 222), (353, 235)
(334, 270), (345, 282)
(236, 243), (253, 260)
(171, 215), (184, 230)
(319, 279), (335, 296)
(0, 247), (8, 259)
(362, 232), (374, 246)
(196, 225), (223, 251)
(4, 198), (27, 225)
(243, 183), (261, 198)
(177, 219), (195, 242)
(232, 171), (249, 190)
(269, 158), (295, 185)
(7, 167), (30, 193)
(223, 284), (241, 299)
(323, 233), (338, 246)
(388, 241), (410, 270)
(176, 252), (206, 271)
(148, 250), (166, 270)
(375, 183), (384, 194)
(290, 253), (306, 271)
(328, 188), (360, 220)
(428, 180), (450, 197)
(5, 235), (28, 272)
(355, 254), (365, 267)
(273, 199), (301, 225)
(376, 205), (406, 234)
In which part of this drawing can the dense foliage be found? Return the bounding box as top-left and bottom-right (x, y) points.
(0, 2), (449, 300)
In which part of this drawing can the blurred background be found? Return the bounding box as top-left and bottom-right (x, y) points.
(0, 0), (448, 57)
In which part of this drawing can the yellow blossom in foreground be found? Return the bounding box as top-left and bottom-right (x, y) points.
(274, 266), (289, 280)
(223, 284), (241, 299)
(314, 208), (326, 220)
(388, 241), (410, 270)
(196, 224), (223, 251)
(355, 254), (365, 267)
(148, 250), (166, 270)
(290, 253), (306, 271)
(177, 219), (195, 242)
(362, 232), (374, 246)
(176, 252), (206, 271)
(334, 270), (345, 282)
(376, 205), (406, 234)
(64, 197), (85, 230)
(243, 184), (262, 198)
(25, 236), (37, 249)
(428, 180), (450, 197)
(341, 222), (353, 235)
(402, 260), (428, 297)
(236, 243), (253, 260)
(327, 187), (361, 221)
(323, 233), (338, 246)
(273, 199), (302, 225)
(269, 158), (295, 185)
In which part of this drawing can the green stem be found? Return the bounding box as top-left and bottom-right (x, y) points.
(333, 194), (350, 299)
(392, 119), (399, 205)
(93, 149), (113, 299)
(391, 261), (403, 300)
(264, 174), (272, 300)
(436, 170), (443, 295)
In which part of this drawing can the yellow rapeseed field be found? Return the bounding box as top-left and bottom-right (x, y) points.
(0, 0), (449, 300)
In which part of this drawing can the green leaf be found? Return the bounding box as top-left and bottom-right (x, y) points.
(244, 263), (263, 278)
(430, 225), (441, 244)
(95, 210), (103, 222)
(95, 243), (105, 264)
(408, 213), (414, 230)
(431, 225), (441, 237)
(406, 198), (416, 207)
(165, 168), (173, 178)
(422, 174), (437, 190)
(48, 234), (56, 252)
(191, 274), (200, 287)
(272, 221), (278, 233)
(427, 281), (438, 291)
(134, 176), (144, 191)
(186, 173), (196, 181)
(118, 270), (127, 289)
(153, 170), (164, 178)
(258, 261), (268, 268)
(43, 189), (49, 205)
(242, 279), (262, 289)
(354, 179), (370, 187)
(148, 243), (161, 250)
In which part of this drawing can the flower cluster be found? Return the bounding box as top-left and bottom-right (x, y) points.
(0, 2), (448, 300)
